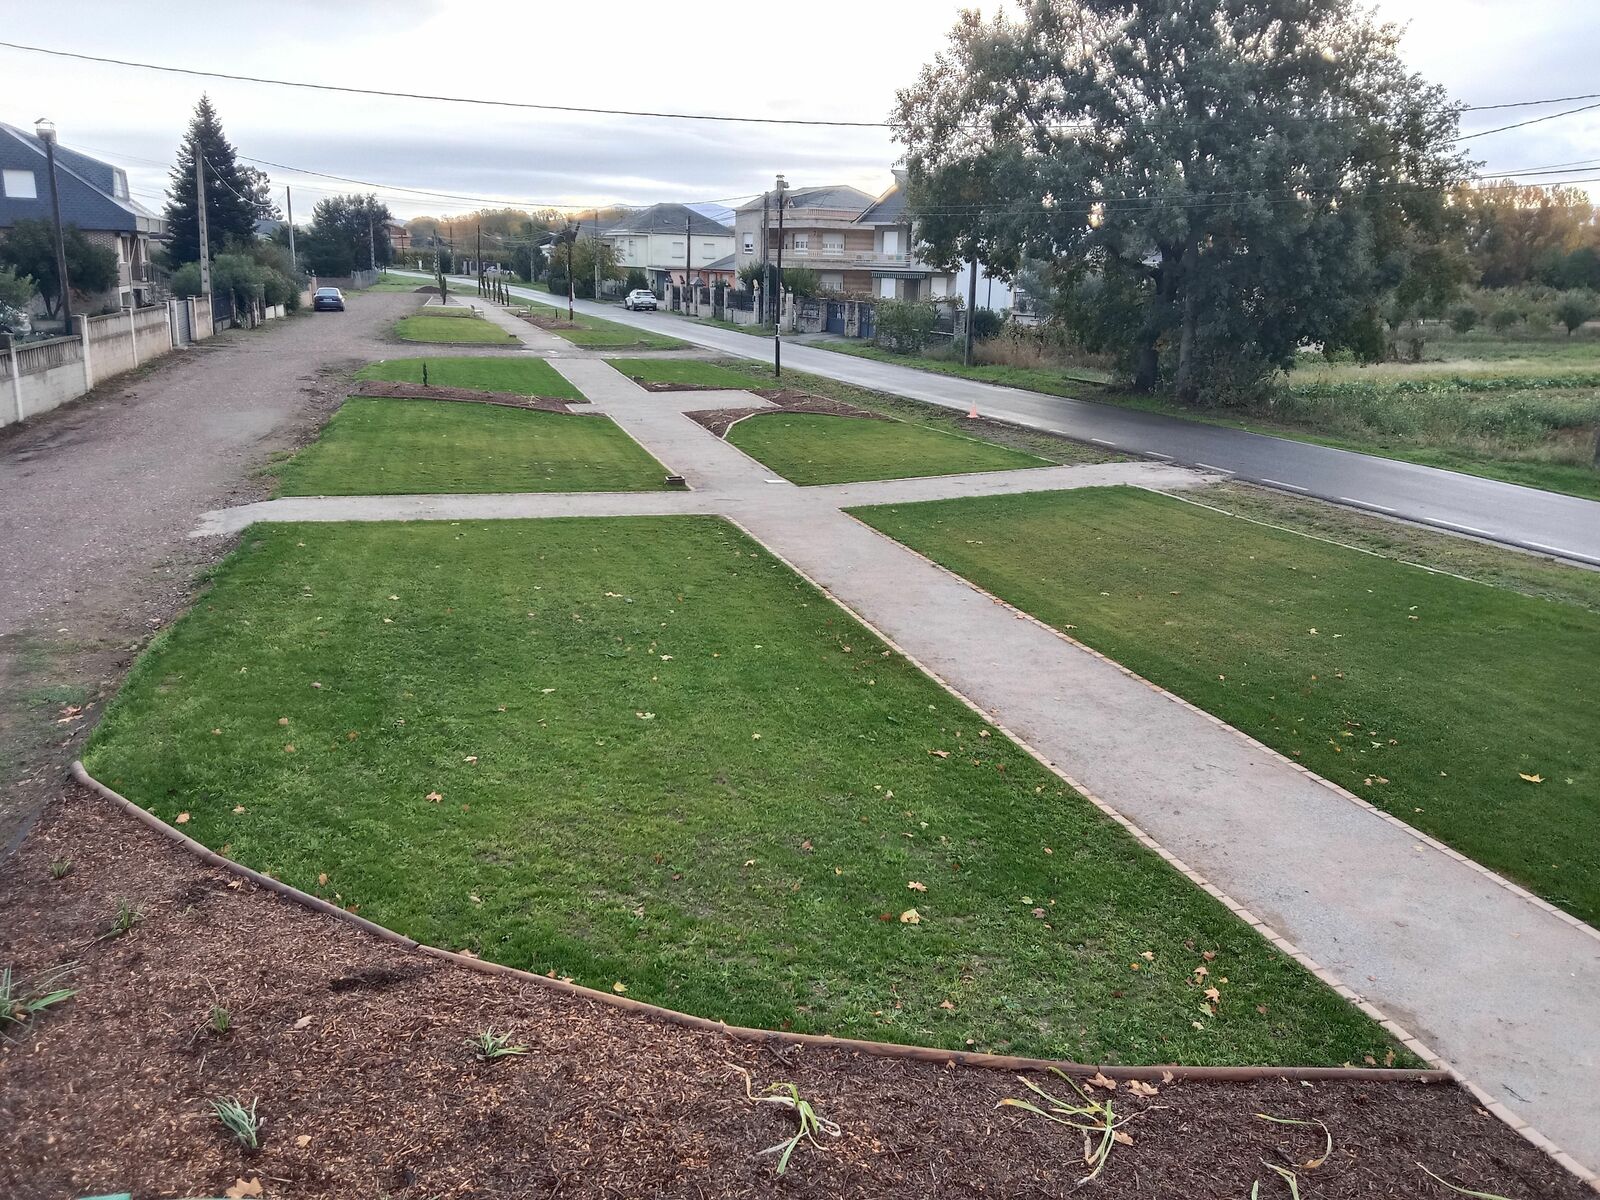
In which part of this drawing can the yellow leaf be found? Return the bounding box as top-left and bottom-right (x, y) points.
(295, 1134), (312, 1148)
(900, 908), (922, 924)
(612, 981), (628, 993)
(317, 873), (328, 886)
(907, 880), (927, 892)
(426, 791), (443, 803)
(175, 812), (190, 825)
(1519, 772), (1544, 784)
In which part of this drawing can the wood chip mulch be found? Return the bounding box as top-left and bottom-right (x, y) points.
(685, 389), (886, 438)
(0, 785), (1586, 1200)
(351, 380), (581, 411)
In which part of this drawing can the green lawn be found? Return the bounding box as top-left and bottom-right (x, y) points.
(274, 399), (669, 495)
(395, 311), (520, 345)
(356, 356), (582, 400)
(852, 487), (1600, 924)
(820, 340), (1114, 391)
(608, 358), (762, 389)
(525, 307), (689, 350)
(727, 412), (1050, 486)
(360, 274), (439, 293)
(84, 518), (1408, 1067)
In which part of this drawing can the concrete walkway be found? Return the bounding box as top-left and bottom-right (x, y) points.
(197, 302), (1600, 1180)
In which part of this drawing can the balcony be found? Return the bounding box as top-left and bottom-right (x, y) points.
(772, 245), (918, 270)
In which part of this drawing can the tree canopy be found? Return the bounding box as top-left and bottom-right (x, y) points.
(162, 96), (277, 265)
(0, 219), (118, 319)
(301, 194), (395, 275)
(1452, 179), (1598, 288)
(895, 0), (1471, 400)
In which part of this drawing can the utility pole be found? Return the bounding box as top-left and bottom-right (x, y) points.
(684, 213), (693, 308)
(369, 213), (377, 274)
(476, 223), (483, 295)
(285, 186), (297, 274)
(760, 191), (770, 324)
(565, 223), (577, 321)
(964, 249), (979, 367)
(773, 174), (787, 378)
(33, 119), (72, 329)
(593, 211), (601, 302)
(195, 148), (212, 298)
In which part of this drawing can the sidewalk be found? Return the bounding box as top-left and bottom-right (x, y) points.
(200, 310), (1600, 1180)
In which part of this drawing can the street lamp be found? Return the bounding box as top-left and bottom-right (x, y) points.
(563, 222), (579, 322)
(773, 173), (788, 378)
(34, 117), (73, 331)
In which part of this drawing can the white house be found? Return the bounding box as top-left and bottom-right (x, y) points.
(601, 203), (734, 290)
(853, 169), (1015, 310)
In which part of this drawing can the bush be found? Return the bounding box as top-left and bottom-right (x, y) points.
(971, 307), (1005, 340)
(546, 269), (569, 297)
(625, 268), (649, 292)
(875, 299), (938, 353)
(781, 267), (821, 299)
(1555, 292), (1597, 337)
(1488, 305), (1521, 334)
(168, 261), (204, 298)
(1448, 303), (1479, 335)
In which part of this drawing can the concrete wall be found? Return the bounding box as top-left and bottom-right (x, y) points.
(2, 304), (172, 430)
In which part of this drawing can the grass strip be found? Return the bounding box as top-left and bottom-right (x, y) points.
(356, 357), (583, 401)
(395, 312), (520, 345)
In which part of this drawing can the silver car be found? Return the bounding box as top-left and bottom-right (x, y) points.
(623, 289), (658, 311)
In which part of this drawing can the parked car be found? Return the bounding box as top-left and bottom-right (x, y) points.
(623, 289), (657, 311)
(312, 287), (346, 312)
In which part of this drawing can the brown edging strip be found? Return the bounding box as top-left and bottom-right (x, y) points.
(72, 760), (1448, 1089)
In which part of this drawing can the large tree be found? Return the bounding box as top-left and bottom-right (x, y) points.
(301, 194), (395, 275)
(163, 96), (275, 265)
(896, 0), (1471, 400)
(1453, 180), (1597, 288)
(0, 219), (118, 320)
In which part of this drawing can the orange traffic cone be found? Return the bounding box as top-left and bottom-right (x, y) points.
(967, 401), (980, 419)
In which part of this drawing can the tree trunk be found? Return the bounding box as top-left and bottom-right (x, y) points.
(1173, 239), (1200, 403)
(1132, 338), (1160, 392)
(1592, 424), (1600, 470)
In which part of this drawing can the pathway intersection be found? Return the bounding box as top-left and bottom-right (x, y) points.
(197, 295), (1600, 1179)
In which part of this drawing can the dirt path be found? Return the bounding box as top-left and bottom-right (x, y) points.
(0, 290), (422, 850)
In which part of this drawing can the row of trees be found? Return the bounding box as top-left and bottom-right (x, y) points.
(892, 0), (1523, 403)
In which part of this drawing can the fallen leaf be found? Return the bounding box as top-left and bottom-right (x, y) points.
(1112, 1130), (1134, 1146)
(277, 716), (290, 727)
(1127, 1079), (1159, 1097)
(426, 791), (443, 803)
(212, 728), (223, 735)
(232, 805), (245, 814)
(1204, 986), (1221, 1003)
(939, 999), (956, 1010)
(800, 839), (814, 853)
(928, 749), (950, 758)
(295, 1134), (312, 1148)
(1519, 772), (1544, 784)
(907, 880), (927, 892)
(293, 1015), (313, 1030)
(283, 744), (295, 753)
(635, 711), (655, 720)
(1140, 950), (1155, 961)
(224, 1179), (264, 1199)
(175, 812), (191, 825)
(751, 732), (762, 740)
(612, 981), (628, 994)
(1202, 950), (1216, 962)
(1086, 1072), (1118, 1091)
(900, 908), (922, 925)
(464, 755), (478, 764)
(317, 873), (328, 885)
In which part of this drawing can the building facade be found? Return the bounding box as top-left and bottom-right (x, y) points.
(0, 122), (167, 313)
(600, 204), (734, 290)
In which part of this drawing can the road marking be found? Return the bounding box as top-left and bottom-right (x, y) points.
(1195, 462), (1229, 473)
(1146, 452), (1174, 461)
(1339, 496), (1396, 513)
(1527, 541), (1583, 557)
(1437, 521), (1493, 536)
(1260, 478), (1309, 492)
(1091, 438), (1117, 447)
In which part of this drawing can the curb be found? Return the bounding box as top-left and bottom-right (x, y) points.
(72, 760), (1471, 1094)
(714, 519), (1600, 1194)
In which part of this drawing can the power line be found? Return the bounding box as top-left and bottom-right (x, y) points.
(0, 40), (884, 129)
(1455, 99), (1600, 143)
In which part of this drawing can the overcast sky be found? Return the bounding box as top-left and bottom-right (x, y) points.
(3, 0), (1597, 222)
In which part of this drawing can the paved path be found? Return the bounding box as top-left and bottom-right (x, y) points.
(408, 273), (1600, 568)
(198, 298), (1600, 1179)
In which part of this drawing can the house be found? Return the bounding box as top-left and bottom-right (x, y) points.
(383, 219), (409, 253)
(0, 122), (167, 311)
(854, 168), (1014, 309)
(733, 185), (878, 294)
(601, 203), (734, 289)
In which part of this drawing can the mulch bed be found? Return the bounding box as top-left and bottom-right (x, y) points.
(351, 380), (581, 411)
(686, 389), (887, 438)
(1, 786), (1585, 1200)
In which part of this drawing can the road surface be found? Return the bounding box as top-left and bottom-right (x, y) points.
(419, 273), (1600, 566)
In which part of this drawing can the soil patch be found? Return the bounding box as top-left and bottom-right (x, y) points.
(351, 380), (581, 411)
(0, 785), (1584, 1200)
(687, 390), (886, 437)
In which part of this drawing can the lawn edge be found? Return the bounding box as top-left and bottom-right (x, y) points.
(843, 489), (1600, 944)
(714, 519), (1600, 1192)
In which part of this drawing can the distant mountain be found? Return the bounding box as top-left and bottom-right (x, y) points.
(687, 202), (735, 227)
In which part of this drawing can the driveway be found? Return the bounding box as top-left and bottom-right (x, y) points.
(0, 289), (423, 849)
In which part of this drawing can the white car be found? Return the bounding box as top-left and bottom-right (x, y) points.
(624, 289), (658, 311)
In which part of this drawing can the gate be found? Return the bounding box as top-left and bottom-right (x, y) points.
(858, 302), (876, 341)
(211, 288), (235, 331)
(170, 299), (192, 346)
(825, 301), (846, 335)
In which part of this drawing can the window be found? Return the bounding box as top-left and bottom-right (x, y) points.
(822, 233), (844, 254)
(793, 232), (810, 251)
(112, 169), (129, 199)
(671, 239), (684, 257)
(742, 232), (754, 253)
(2, 169), (38, 199)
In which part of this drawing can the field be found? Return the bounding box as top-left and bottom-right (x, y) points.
(82, 517), (1409, 1067)
(607, 358), (766, 389)
(852, 486), (1599, 923)
(726, 411), (1050, 485)
(820, 331), (1600, 500)
(395, 311), (521, 345)
(526, 307), (689, 351)
(273, 399), (669, 495)
(356, 356), (582, 400)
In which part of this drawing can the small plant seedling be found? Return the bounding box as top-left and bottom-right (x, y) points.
(102, 899), (142, 940)
(210, 1095), (260, 1149)
(1255, 1112), (1332, 1169)
(466, 1028), (529, 1060)
(731, 1065), (841, 1176)
(1, 963), (78, 1029)
(209, 1005), (232, 1035)
(998, 1068), (1158, 1185)
(49, 859), (73, 880)
(1418, 1164), (1514, 1200)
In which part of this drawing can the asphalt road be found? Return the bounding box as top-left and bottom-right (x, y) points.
(438, 274), (1600, 566)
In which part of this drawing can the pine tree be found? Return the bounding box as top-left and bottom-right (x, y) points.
(162, 96), (272, 265)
